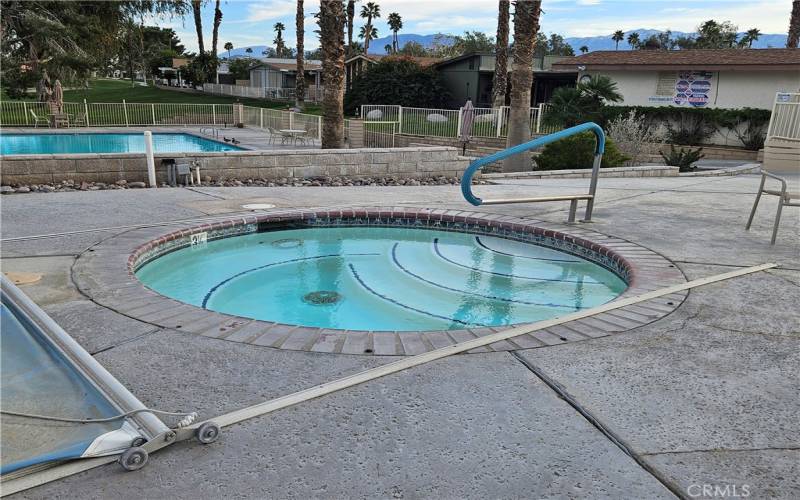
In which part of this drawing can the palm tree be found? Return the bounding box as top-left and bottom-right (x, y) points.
(295, 0), (305, 109)
(627, 32), (640, 49)
(318, 0), (346, 148)
(211, 0), (222, 56)
(387, 12), (402, 53)
(274, 22), (286, 57)
(346, 1), (359, 49)
(359, 25), (378, 50)
(360, 2), (380, 52)
(224, 42), (234, 59)
(492, 0), (510, 108)
(191, 0), (205, 56)
(579, 45), (589, 53)
(738, 28), (761, 48)
(612, 30), (624, 50)
(788, 0), (799, 48)
(385, 44), (393, 54)
(245, 47), (253, 55)
(504, 0), (542, 172)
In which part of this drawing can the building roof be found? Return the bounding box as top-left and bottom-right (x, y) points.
(433, 52), (493, 69)
(345, 54), (441, 68)
(251, 58), (322, 72)
(552, 48), (800, 71)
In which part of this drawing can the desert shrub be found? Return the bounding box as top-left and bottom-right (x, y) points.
(607, 110), (666, 166)
(534, 132), (629, 170)
(660, 144), (705, 172)
(344, 57), (451, 115)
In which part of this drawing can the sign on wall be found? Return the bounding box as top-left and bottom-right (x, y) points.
(649, 71), (714, 107)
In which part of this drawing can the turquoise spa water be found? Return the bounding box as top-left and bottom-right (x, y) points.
(136, 227), (627, 331)
(0, 133), (241, 155)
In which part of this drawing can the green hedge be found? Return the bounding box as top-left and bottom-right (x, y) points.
(534, 132), (629, 170)
(596, 106), (771, 149)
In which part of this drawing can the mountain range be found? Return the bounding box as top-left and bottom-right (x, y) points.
(220, 30), (788, 59)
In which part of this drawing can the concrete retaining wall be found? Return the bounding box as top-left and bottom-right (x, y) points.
(0, 147), (470, 185)
(483, 165), (680, 180)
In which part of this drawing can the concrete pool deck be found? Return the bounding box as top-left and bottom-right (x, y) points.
(1, 173), (798, 498)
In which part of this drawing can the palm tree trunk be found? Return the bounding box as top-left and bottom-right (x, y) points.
(319, 0), (346, 148)
(346, 0), (355, 48)
(296, 0), (306, 109)
(789, 0), (800, 48)
(491, 0), (510, 108)
(503, 0), (541, 172)
(211, 0), (222, 55)
(191, 0), (205, 55)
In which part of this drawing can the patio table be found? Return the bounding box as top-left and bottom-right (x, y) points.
(279, 129), (308, 145)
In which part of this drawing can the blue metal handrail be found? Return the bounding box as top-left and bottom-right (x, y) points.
(460, 122), (605, 222)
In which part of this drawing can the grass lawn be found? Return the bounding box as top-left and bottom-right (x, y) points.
(6, 78), (322, 115)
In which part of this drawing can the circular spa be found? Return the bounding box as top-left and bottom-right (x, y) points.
(135, 221), (629, 332)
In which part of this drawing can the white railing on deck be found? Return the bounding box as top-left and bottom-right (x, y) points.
(767, 92), (800, 141)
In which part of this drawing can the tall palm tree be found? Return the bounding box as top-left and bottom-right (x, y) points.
(788, 0), (800, 48)
(579, 45), (589, 53)
(224, 42), (233, 59)
(385, 44), (393, 54)
(346, 1), (358, 49)
(211, 0), (222, 56)
(627, 32), (640, 49)
(318, 0), (346, 148)
(738, 28), (761, 48)
(191, 0), (205, 56)
(360, 2), (380, 52)
(358, 25), (378, 49)
(295, 0), (305, 109)
(491, 0), (510, 109)
(504, 0), (541, 172)
(612, 30), (624, 50)
(274, 22), (286, 57)
(387, 12), (403, 53)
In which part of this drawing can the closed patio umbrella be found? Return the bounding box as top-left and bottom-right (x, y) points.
(459, 99), (475, 155)
(52, 79), (63, 113)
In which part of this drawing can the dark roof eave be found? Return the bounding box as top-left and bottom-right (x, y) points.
(552, 63), (800, 71)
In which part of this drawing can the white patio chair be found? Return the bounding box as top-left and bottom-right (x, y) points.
(745, 141), (800, 244)
(29, 109), (49, 128)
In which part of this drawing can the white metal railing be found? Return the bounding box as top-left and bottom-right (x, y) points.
(360, 103), (553, 141)
(203, 83), (324, 103)
(767, 92), (800, 141)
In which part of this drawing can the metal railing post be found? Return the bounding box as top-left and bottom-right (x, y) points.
(212, 104), (217, 125)
(260, 108), (264, 129)
(496, 107), (503, 137)
(583, 153), (602, 222)
(23, 102), (29, 125)
(84, 99), (90, 127)
(536, 104), (544, 134)
(144, 131), (157, 188)
(151, 103), (156, 125)
(398, 106), (403, 135)
(123, 99), (129, 127)
(456, 107), (463, 138)
(317, 116), (322, 142)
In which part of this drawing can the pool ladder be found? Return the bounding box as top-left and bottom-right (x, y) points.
(461, 122), (605, 223)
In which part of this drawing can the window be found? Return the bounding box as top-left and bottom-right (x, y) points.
(655, 71), (677, 96)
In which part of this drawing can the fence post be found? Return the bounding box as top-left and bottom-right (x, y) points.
(151, 103), (156, 125)
(456, 107), (463, 138)
(360, 104), (365, 119)
(212, 104), (217, 125)
(123, 99), (129, 127)
(398, 106), (403, 135)
(289, 111), (294, 129)
(260, 108), (264, 129)
(84, 99), (90, 127)
(496, 107), (503, 137)
(536, 104), (544, 134)
(23, 102), (29, 125)
(144, 131), (157, 188)
(317, 115), (322, 142)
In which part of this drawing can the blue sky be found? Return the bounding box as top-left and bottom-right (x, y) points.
(157, 0), (794, 54)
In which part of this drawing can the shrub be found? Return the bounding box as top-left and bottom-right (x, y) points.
(607, 110), (666, 166)
(344, 57), (451, 115)
(534, 132), (629, 170)
(660, 144), (704, 172)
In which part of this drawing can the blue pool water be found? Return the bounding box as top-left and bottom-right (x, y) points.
(0, 133), (242, 155)
(136, 227), (627, 331)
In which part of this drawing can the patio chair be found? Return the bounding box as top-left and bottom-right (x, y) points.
(745, 150), (800, 244)
(266, 127), (280, 145)
(29, 109), (49, 128)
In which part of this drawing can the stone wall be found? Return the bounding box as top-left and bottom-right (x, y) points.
(0, 147), (470, 186)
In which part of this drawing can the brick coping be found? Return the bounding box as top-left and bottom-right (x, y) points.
(73, 207), (688, 356)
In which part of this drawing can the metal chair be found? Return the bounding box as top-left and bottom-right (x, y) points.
(745, 170), (800, 244)
(29, 110), (49, 128)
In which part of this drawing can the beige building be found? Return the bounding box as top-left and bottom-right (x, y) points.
(552, 49), (800, 110)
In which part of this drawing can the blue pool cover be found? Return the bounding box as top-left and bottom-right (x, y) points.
(0, 132), (242, 155)
(1, 299), (123, 474)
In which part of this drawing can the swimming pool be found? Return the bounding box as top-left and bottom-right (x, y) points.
(0, 133), (242, 155)
(136, 226), (627, 332)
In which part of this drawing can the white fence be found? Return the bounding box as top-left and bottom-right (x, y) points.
(203, 83), (324, 103)
(360, 103), (557, 141)
(767, 92), (800, 141)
